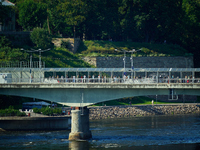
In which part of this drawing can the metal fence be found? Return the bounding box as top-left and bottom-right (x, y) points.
(2, 77), (200, 84)
(0, 61), (45, 68)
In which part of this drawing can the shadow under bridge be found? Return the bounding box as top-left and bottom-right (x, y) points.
(1, 83), (200, 107)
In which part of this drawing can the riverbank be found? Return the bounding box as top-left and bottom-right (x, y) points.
(89, 104), (200, 120)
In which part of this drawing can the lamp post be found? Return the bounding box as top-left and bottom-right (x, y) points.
(31, 48), (51, 69)
(130, 49), (141, 78)
(21, 48), (51, 82)
(115, 49), (126, 75)
(115, 49), (141, 79)
(31, 48), (51, 82)
(21, 48), (33, 83)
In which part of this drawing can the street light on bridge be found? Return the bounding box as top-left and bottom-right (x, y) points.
(30, 48), (51, 69)
(21, 48), (51, 82)
(115, 48), (141, 79)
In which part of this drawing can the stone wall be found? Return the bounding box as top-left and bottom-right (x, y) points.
(89, 104), (200, 120)
(52, 38), (80, 53)
(82, 56), (194, 68)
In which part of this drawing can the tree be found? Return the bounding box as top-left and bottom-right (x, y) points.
(0, 36), (28, 61)
(30, 27), (53, 49)
(17, 0), (47, 31)
(57, 0), (86, 38)
(181, 0), (200, 66)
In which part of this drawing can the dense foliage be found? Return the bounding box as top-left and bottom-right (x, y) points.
(30, 27), (53, 49)
(0, 106), (26, 116)
(33, 107), (62, 116)
(0, 36), (28, 62)
(1, 0), (198, 66)
(10, 0), (198, 43)
(78, 40), (190, 57)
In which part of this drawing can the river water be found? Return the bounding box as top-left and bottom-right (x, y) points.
(1, 114), (200, 150)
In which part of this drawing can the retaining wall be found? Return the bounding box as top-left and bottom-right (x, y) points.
(0, 116), (71, 131)
(89, 104), (200, 120)
(82, 56), (194, 68)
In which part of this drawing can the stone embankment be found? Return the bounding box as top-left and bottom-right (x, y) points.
(89, 104), (200, 120)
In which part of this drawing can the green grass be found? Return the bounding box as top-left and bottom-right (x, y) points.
(31, 47), (94, 68)
(77, 40), (192, 57)
(93, 96), (185, 106)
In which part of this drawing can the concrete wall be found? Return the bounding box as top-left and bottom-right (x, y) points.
(0, 116), (71, 131)
(82, 56), (194, 68)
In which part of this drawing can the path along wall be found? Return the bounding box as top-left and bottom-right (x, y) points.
(89, 104), (200, 120)
(82, 56), (193, 68)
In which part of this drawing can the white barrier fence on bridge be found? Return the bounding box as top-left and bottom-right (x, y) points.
(1, 77), (200, 84)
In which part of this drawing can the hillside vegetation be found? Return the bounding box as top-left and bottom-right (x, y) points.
(40, 47), (93, 68)
(1, 0), (200, 66)
(78, 40), (191, 57)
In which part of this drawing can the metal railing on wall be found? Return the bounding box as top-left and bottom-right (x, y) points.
(0, 61), (45, 68)
(1, 77), (200, 84)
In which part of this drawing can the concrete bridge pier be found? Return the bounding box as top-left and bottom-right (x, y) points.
(81, 107), (92, 139)
(68, 107), (92, 140)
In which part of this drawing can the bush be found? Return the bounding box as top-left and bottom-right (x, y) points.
(0, 106), (26, 117)
(16, 111), (26, 116)
(33, 107), (62, 116)
(42, 107), (53, 116)
(30, 27), (53, 49)
(53, 108), (62, 115)
(61, 40), (70, 49)
(0, 35), (11, 48)
(33, 107), (40, 113)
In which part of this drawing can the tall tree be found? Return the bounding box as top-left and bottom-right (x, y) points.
(17, 0), (47, 31)
(57, 0), (86, 38)
(181, 0), (200, 66)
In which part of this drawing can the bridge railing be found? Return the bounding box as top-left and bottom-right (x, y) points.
(1, 77), (200, 84)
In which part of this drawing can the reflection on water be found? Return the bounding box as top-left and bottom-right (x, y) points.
(1, 114), (200, 150)
(69, 141), (89, 150)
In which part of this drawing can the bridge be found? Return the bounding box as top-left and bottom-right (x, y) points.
(0, 67), (200, 107)
(1, 67), (200, 140)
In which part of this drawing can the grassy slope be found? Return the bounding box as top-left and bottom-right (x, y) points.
(31, 40), (192, 68)
(93, 96), (198, 106)
(77, 40), (192, 57)
(33, 47), (94, 68)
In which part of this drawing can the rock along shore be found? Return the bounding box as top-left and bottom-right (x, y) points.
(88, 104), (200, 120)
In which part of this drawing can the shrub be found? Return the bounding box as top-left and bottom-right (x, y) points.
(30, 27), (53, 49)
(0, 35), (11, 48)
(53, 108), (62, 115)
(33, 107), (62, 116)
(0, 106), (26, 117)
(41, 107), (53, 116)
(16, 111), (26, 116)
(61, 40), (70, 49)
(33, 107), (40, 113)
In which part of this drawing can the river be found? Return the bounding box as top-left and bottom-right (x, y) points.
(1, 114), (200, 150)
